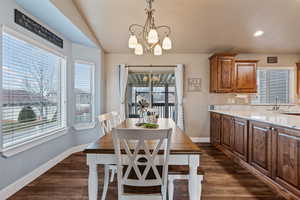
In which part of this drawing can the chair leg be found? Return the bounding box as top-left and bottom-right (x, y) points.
(198, 175), (203, 199)
(168, 178), (174, 200)
(110, 167), (116, 183)
(101, 165), (110, 200)
(162, 185), (167, 200)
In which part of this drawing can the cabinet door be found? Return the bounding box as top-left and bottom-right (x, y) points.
(210, 113), (221, 145)
(221, 115), (234, 149)
(272, 127), (300, 193)
(249, 121), (272, 177)
(233, 118), (248, 161)
(210, 58), (218, 92)
(234, 62), (257, 93)
(217, 57), (235, 92)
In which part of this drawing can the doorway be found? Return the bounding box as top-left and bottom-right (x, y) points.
(126, 71), (176, 120)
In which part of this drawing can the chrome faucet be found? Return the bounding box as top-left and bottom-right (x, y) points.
(272, 96), (280, 111)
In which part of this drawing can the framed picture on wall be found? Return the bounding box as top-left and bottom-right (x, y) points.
(187, 78), (202, 92)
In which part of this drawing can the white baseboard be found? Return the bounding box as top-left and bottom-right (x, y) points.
(190, 137), (210, 143)
(0, 143), (89, 200)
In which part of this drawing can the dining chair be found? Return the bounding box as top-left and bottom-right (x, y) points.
(98, 112), (119, 200)
(112, 127), (173, 200)
(167, 166), (204, 200)
(111, 111), (122, 127)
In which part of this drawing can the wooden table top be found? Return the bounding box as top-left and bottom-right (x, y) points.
(83, 118), (202, 155)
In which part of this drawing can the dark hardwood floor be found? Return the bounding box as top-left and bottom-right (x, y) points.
(9, 144), (285, 200)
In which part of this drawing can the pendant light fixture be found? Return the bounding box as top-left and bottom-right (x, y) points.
(128, 0), (172, 56)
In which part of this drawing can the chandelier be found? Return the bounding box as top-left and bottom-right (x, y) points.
(128, 0), (172, 56)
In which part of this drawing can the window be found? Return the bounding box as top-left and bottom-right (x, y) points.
(74, 61), (95, 125)
(127, 72), (176, 120)
(252, 68), (293, 104)
(1, 30), (66, 150)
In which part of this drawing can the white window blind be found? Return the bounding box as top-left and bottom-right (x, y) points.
(252, 69), (291, 104)
(74, 61), (94, 124)
(2, 31), (66, 149)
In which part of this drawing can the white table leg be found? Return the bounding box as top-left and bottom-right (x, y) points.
(189, 155), (200, 200)
(101, 165), (109, 200)
(168, 177), (174, 200)
(88, 164), (98, 200)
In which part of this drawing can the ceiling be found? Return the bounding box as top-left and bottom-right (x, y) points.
(16, 0), (96, 48)
(73, 0), (300, 54)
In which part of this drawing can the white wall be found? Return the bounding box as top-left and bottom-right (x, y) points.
(0, 0), (104, 192)
(104, 53), (300, 138)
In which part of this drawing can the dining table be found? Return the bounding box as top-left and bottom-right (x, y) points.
(83, 118), (202, 200)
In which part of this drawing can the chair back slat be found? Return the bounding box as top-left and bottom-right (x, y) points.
(98, 113), (114, 135)
(111, 111), (122, 127)
(112, 128), (172, 197)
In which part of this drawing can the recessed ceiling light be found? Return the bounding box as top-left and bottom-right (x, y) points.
(254, 30), (264, 37)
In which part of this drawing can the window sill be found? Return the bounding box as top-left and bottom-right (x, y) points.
(73, 122), (96, 131)
(1, 128), (69, 158)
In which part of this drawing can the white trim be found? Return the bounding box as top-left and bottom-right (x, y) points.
(1, 25), (65, 58)
(258, 66), (296, 70)
(74, 60), (96, 127)
(252, 67), (296, 105)
(0, 28), (68, 152)
(0, 25), (3, 153)
(2, 128), (69, 157)
(190, 137), (210, 143)
(0, 143), (89, 199)
(73, 122), (96, 131)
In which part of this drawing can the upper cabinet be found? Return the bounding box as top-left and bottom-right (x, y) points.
(234, 60), (258, 93)
(209, 53), (258, 93)
(210, 53), (236, 93)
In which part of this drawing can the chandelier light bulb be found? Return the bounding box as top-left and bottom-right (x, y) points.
(154, 44), (162, 56)
(162, 36), (172, 50)
(135, 43), (143, 55)
(128, 35), (138, 49)
(148, 29), (159, 44)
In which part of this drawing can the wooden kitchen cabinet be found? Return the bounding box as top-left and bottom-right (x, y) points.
(210, 113), (221, 145)
(209, 53), (258, 93)
(221, 115), (234, 149)
(248, 121), (273, 177)
(209, 53), (237, 93)
(232, 118), (248, 161)
(234, 60), (258, 93)
(210, 112), (300, 199)
(272, 127), (300, 195)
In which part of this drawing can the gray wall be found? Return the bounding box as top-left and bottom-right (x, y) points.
(0, 0), (104, 191)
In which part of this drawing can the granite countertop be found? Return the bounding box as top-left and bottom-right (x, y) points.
(210, 110), (300, 130)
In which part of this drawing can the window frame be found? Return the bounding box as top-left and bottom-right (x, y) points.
(0, 25), (67, 156)
(251, 66), (296, 105)
(73, 59), (96, 130)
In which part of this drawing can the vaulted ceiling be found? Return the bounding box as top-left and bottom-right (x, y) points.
(73, 0), (300, 54)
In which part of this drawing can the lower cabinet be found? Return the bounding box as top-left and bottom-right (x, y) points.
(248, 121), (272, 177)
(210, 113), (221, 145)
(210, 112), (300, 198)
(221, 115), (234, 149)
(272, 127), (300, 195)
(232, 118), (248, 161)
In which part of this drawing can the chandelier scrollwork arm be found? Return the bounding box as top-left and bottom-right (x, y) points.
(129, 24), (144, 35)
(156, 25), (171, 36)
(128, 0), (172, 55)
